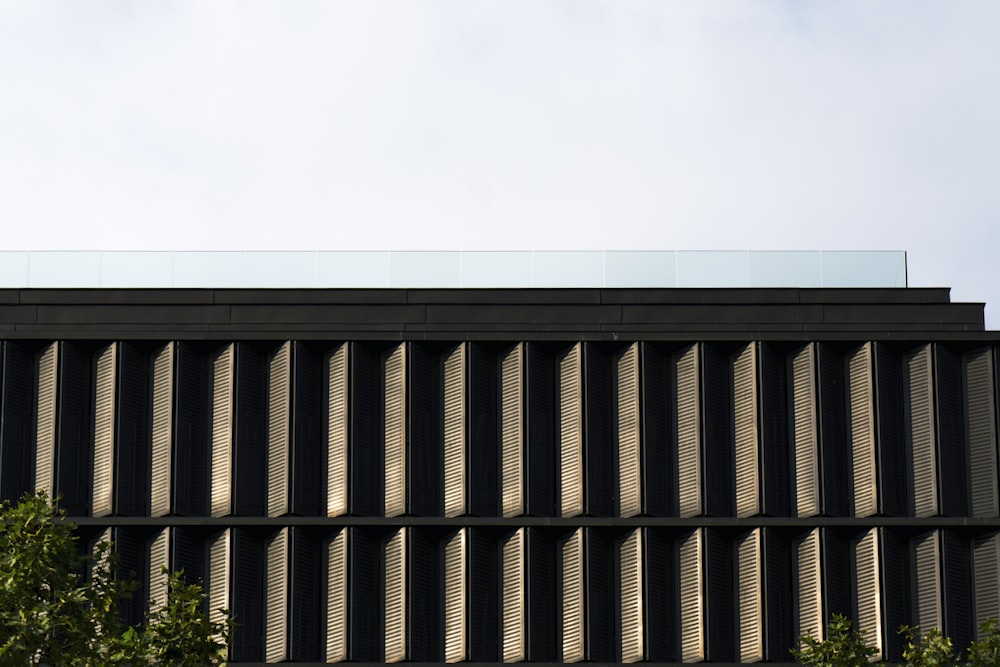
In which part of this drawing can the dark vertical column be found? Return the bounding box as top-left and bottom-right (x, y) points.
(173, 343), (208, 517)
(643, 527), (675, 661)
(702, 345), (732, 517)
(584, 344), (614, 517)
(57, 342), (92, 516)
(585, 527), (615, 661)
(288, 527), (320, 661)
(468, 528), (499, 661)
(762, 528), (792, 661)
(0, 342), (35, 502)
(230, 529), (265, 662)
(881, 528), (908, 661)
(115, 342), (150, 516)
(350, 343), (381, 517)
(936, 345), (968, 517)
(408, 527), (442, 661)
(527, 528), (556, 661)
(115, 527), (147, 629)
(641, 343), (672, 517)
(171, 527), (205, 590)
(291, 343), (322, 516)
(875, 343), (907, 516)
(526, 344), (555, 517)
(705, 528), (734, 662)
(349, 527), (382, 661)
(942, 530), (972, 652)
(234, 344), (265, 516)
(818, 344), (848, 516)
(822, 528), (852, 619)
(759, 343), (788, 517)
(468, 344), (498, 517)
(408, 345), (442, 517)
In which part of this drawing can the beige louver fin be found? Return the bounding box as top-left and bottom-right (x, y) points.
(148, 528), (171, 611)
(734, 344), (760, 519)
(210, 345), (235, 518)
(325, 529), (348, 662)
(150, 343), (174, 518)
(676, 345), (703, 518)
(617, 344), (641, 518)
(384, 345), (407, 518)
(737, 528), (764, 662)
(679, 528), (705, 662)
(207, 529), (232, 647)
(34, 342), (59, 496)
(794, 528), (824, 642)
(619, 529), (644, 663)
(267, 342), (292, 518)
(791, 344), (820, 518)
(906, 345), (938, 518)
(501, 527), (526, 663)
(854, 528), (884, 659)
(265, 527), (289, 663)
(966, 349), (999, 517)
(443, 344), (467, 518)
(561, 527), (585, 663)
(384, 528), (407, 663)
(973, 532), (1000, 628)
(912, 531), (942, 632)
(444, 528), (468, 662)
(501, 344), (525, 518)
(848, 343), (878, 518)
(326, 344), (349, 517)
(92, 343), (117, 518)
(91, 527), (113, 578)
(559, 344), (584, 518)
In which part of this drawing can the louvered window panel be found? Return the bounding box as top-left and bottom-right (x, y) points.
(210, 344), (234, 517)
(675, 345), (702, 518)
(619, 528), (644, 663)
(384, 345), (407, 518)
(942, 530), (972, 649)
(150, 343), (174, 518)
(853, 528), (884, 660)
(559, 344), (584, 518)
(115, 342), (149, 516)
(502, 528), (527, 663)
(350, 344), (381, 517)
(349, 528), (381, 661)
(912, 530), (942, 633)
(57, 342), (92, 516)
(737, 528), (764, 662)
(705, 528), (734, 662)
(1, 343), (34, 502)
(818, 344), (849, 517)
(526, 344), (556, 518)
(906, 345), (938, 517)
(148, 528), (170, 611)
(501, 344), (525, 518)
(326, 344), (349, 517)
(617, 343), (642, 518)
(409, 527), (442, 661)
(234, 344), (266, 517)
(640, 343), (671, 517)
(291, 342), (322, 517)
(267, 342), (291, 518)
(231, 529), (265, 661)
(207, 529), (232, 651)
(702, 345), (733, 518)
(265, 528), (289, 663)
(585, 344), (614, 517)
(587, 528), (614, 662)
(678, 528), (705, 662)
(527, 528), (556, 661)
(642, 528), (673, 662)
(34, 342), (58, 496)
(793, 528), (823, 642)
(759, 344), (788, 517)
(848, 343), (878, 518)
(973, 532), (1000, 632)
(444, 528), (468, 663)
(935, 346), (967, 517)
(966, 348), (998, 517)
(734, 344), (760, 519)
(408, 345), (442, 518)
(171, 527), (205, 588)
(561, 527), (585, 663)
(791, 345), (820, 517)
(443, 344), (467, 518)
(876, 344), (908, 518)
(822, 528), (852, 621)
(468, 528), (499, 661)
(384, 527), (407, 663)
(325, 529), (348, 662)
(468, 345), (499, 518)
(92, 343), (116, 518)
(174, 343), (208, 516)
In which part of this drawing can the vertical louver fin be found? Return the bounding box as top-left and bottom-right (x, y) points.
(148, 528), (170, 612)
(853, 528), (884, 660)
(586, 528), (614, 662)
(759, 344), (788, 517)
(267, 342), (291, 518)
(468, 528), (499, 661)
(734, 344), (760, 519)
(791, 344), (820, 517)
(150, 343), (174, 518)
(793, 528), (823, 642)
(468, 345), (499, 518)
(502, 527), (527, 663)
(561, 527), (585, 663)
(973, 532), (1000, 634)
(350, 344), (381, 517)
(678, 528), (705, 663)
(34, 342), (58, 497)
(443, 344), (467, 518)
(702, 345), (733, 518)
(848, 343), (878, 518)
(349, 528), (381, 661)
(585, 344), (614, 517)
(763, 529), (791, 660)
(619, 528), (644, 663)
(384, 527), (407, 663)
(210, 344), (234, 517)
(113, 527), (146, 628)
(265, 527), (289, 663)
(234, 344), (266, 517)
(675, 345), (702, 518)
(936, 346), (967, 517)
(501, 344), (525, 518)
(526, 344), (555, 517)
(115, 342), (149, 517)
(57, 343), (92, 516)
(641, 343), (671, 517)
(912, 530), (943, 633)
(1, 343), (34, 502)
(817, 344), (849, 517)
(326, 344), (349, 517)
(291, 342), (322, 517)
(444, 528), (468, 663)
(906, 345), (938, 517)
(407, 527), (440, 661)
(408, 345), (442, 518)
(384, 345), (407, 518)
(559, 344), (584, 518)
(875, 344), (907, 518)
(527, 528), (556, 661)
(822, 528), (852, 621)
(705, 528), (734, 661)
(737, 528), (764, 663)
(643, 528), (674, 662)
(231, 530), (265, 661)
(174, 343), (208, 516)
(942, 530), (972, 650)
(966, 348), (998, 517)
(288, 528), (320, 661)
(325, 529), (348, 663)
(92, 343), (116, 518)
(207, 529), (231, 653)
(617, 343), (642, 518)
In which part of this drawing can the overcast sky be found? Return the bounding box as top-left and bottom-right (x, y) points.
(2, 2), (999, 322)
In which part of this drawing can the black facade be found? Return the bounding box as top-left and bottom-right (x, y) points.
(0, 287), (997, 665)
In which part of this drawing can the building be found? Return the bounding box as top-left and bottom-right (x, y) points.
(0, 251), (997, 664)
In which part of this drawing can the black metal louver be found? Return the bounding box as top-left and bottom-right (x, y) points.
(0, 342), (34, 502)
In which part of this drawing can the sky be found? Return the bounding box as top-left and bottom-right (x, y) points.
(1, 1), (999, 323)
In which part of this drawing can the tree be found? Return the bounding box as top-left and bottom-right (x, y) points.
(900, 626), (957, 667)
(792, 613), (879, 667)
(967, 617), (1000, 667)
(0, 491), (230, 666)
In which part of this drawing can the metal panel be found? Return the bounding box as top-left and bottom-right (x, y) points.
(325, 529), (348, 662)
(527, 528), (556, 661)
(444, 528), (468, 663)
(350, 343), (381, 517)
(619, 528), (644, 663)
(791, 345), (820, 517)
(384, 528), (407, 663)
(150, 343), (174, 518)
(525, 344), (555, 518)
(586, 528), (614, 662)
(585, 344), (614, 518)
(207, 529), (231, 650)
(502, 528), (526, 663)
(265, 528), (289, 663)
(115, 343), (149, 517)
(384, 345), (407, 518)
(853, 528), (884, 660)
(291, 343), (323, 517)
(92, 343), (116, 518)
(643, 528), (674, 662)
(966, 348), (998, 517)
(56, 343), (92, 516)
(34, 342), (58, 496)
(973, 532), (1000, 631)
(794, 528), (824, 642)
(1, 343), (34, 502)
(702, 346), (733, 518)
(501, 344), (525, 518)
(912, 530), (942, 633)
(443, 344), (467, 518)
(848, 343), (878, 518)
(148, 528), (170, 612)
(936, 346), (967, 517)
(234, 344), (266, 517)
(734, 344), (760, 518)
(231, 530), (264, 661)
(641, 343), (671, 517)
(467, 345), (499, 518)
(617, 344), (642, 518)
(349, 527), (381, 661)
(408, 345), (442, 518)
(326, 344), (349, 517)
(468, 528), (499, 661)
(678, 528), (705, 663)
(906, 345), (938, 517)
(174, 343), (208, 516)
(675, 345), (702, 518)
(561, 527), (585, 663)
(737, 528), (764, 662)
(210, 344), (234, 517)
(267, 342), (291, 517)
(559, 344), (584, 518)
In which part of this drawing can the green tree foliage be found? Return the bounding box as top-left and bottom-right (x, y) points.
(792, 613), (878, 667)
(0, 492), (230, 666)
(967, 618), (1000, 667)
(900, 626), (957, 667)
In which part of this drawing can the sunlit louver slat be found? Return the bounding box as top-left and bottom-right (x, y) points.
(912, 530), (943, 632)
(325, 529), (348, 662)
(559, 344), (584, 518)
(973, 532), (1000, 631)
(906, 345), (938, 517)
(617, 344), (641, 518)
(619, 529), (644, 663)
(210, 345), (234, 517)
(676, 345), (702, 518)
(92, 343), (116, 518)
(150, 343), (174, 518)
(501, 344), (525, 518)
(848, 343), (878, 517)
(679, 528), (705, 662)
(384, 345), (407, 518)
(734, 344), (759, 518)
(384, 528), (407, 663)
(502, 527), (526, 663)
(853, 528), (884, 659)
(561, 528), (585, 663)
(737, 528), (764, 662)
(444, 528), (468, 663)
(443, 344), (467, 518)
(325, 344), (348, 517)
(148, 528), (170, 611)
(966, 348), (998, 517)
(34, 342), (58, 496)
(207, 529), (231, 650)
(267, 342), (291, 518)
(265, 527), (289, 663)
(793, 528), (823, 642)
(791, 344), (820, 518)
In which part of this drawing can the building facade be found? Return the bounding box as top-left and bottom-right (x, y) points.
(0, 284), (996, 664)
